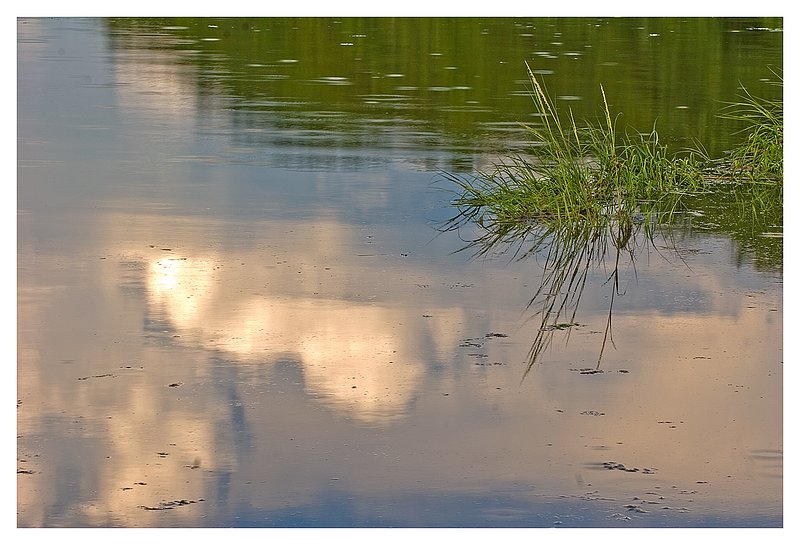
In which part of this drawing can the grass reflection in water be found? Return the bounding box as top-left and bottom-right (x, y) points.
(442, 64), (782, 376)
(445, 198), (660, 378)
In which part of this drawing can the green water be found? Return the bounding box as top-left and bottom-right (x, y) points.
(106, 17), (782, 162)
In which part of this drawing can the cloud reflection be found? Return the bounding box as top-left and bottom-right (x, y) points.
(143, 219), (427, 424)
(17, 208), (782, 526)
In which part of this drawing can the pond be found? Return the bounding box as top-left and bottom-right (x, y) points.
(17, 17), (782, 528)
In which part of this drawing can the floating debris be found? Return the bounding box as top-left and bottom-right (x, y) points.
(542, 322), (579, 331)
(571, 368), (604, 375)
(657, 420), (683, 429)
(624, 504), (648, 513)
(78, 373), (115, 381)
(185, 459), (201, 469)
(485, 332), (508, 338)
(581, 410), (605, 416)
(139, 498), (204, 511)
(578, 491), (616, 502)
(604, 462), (638, 472)
(602, 461), (657, 474)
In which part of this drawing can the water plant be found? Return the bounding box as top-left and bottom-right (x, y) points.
(700, 70), (783, 251)
(441, 63), (701, 370)
(442, 62), (707, 255)
(717, 69), (783, 184)
(442, 63), (782, 372)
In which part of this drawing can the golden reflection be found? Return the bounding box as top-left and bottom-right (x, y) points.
(147, 259), (425, 423)
(149, 257), (219, 329)
(526, 308), (781, 494)
(82, 404), (218, 525)
(141, 218), (431, 424)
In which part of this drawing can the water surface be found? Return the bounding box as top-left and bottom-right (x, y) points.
(17, 17), (782, 528)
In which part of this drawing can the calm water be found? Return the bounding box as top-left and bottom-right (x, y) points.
(17, 17), (782, 528)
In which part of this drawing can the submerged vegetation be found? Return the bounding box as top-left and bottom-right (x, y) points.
(443, 63), (783, 372)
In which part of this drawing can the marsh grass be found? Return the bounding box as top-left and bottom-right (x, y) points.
(442, 63), (707, 256)
(717, 70), (783, 184)
(441, 64), (702, 369)
(442, 64), (782, 372)
(706, 72), (784, 242)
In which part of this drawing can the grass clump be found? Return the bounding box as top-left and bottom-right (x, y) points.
(702, 71), (784, 234)
(442, 62), (706, 257)
(442, 63), (782, 372)
(717, 70), (783, 184)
